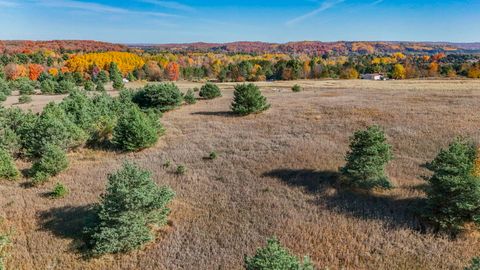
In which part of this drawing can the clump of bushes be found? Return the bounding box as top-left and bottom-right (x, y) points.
(31, 143), (69, 185)
(231, 83), (270, 116)
(51, 182), (69, 199)
(56, 80), (77, 94)
(0, 93), (6, 102)
(40, 79), (58, 94)
(199, 83), (222, 99)
(18, 95), (32, 104)
(0, 78), (11, 96)
(244, 237), (314, 270)
(0, 149), (19, 181)
(84, 162), (175, 256)
(423, 138), (480, 232)
(184, 89), (196, 104)
(18, 83), (35, 95)
(112, 106), (162, 152)
(133, 83), (183, 112)
(84, 80), (95, 91)
(292, 84), (302, 92)
(96, 82), (106, 92)
(340, 125), (393, 190)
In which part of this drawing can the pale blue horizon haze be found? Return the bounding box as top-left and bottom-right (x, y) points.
(0, 0), (479, 44)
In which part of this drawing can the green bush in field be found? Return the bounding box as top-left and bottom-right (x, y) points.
(0, 93), (6, 102)
(112, 106), (162, 152)
(56, 80), (77, 94)
(112, 76), (124, 90)
(84, 162), (175, 256)
(96, 82), (106, 92)
(96, 70), (109, 84)
(244, 237), (314, 270)
(84, 80), (95, 91)
(424, 138), (480, 232)
(0, 227), (11, 270)
(133, 83), (183, 112)
(176, 165), (186, 175)
(0, 108), (34, 155)
(184, 89), (196, 104)
(18, 82), (35, 95)
(340, 125), (393, 190)
(0, 79), (11, 96)
(465, 257), (480, 270)
(31, 143), (69, 184)
(23, 102), (87, 157)
(0, 149), (19, 181)
(51, 182), (69, 198)
(109, 62), (121, 81)
(291, 84), (302, 92)
(231, 83), (270, 115)
(18, 95), (32, 104)
(199, 83), (222, 99)
(40, 79), (58, 94)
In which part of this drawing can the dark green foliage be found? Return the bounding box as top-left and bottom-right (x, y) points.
(22, 102), (87, 157)
(84, 162), (175, 256)
(18, 83), (35, 95)
(244, 237), (314, 270)
(0, 108), (34, 155)
(208, 151), (217, 160)
(96, 70), (109, 84)
(0, 93), (6, 102)
(231, 83), (270, 115)
(96, 82), (106, 92)
(340, 125), (393, 190)
(40, 79), (58, 94)
(176, 165), (186, 175)
(109, 62), (121, 81)
(112, 106), (162, 152)
(56, 80), (77, 94)
(84, 80), (95, 91)
(127, 72), (136, 82)
(31, 143), (69, 184)
(112, 76), (124, 90)
(291, 84), (302, 92)
(51, 182), (69, 199)
(59, 91), (96, 131)
(465, 257), (480, 270)
(184, 89), (196, 104)
(133, 83), (183, 112)
(199, 83), (222, 99)
(424, 139), (480, 232)
(0, 149), (19, 181)
(18, 95), (32, 104)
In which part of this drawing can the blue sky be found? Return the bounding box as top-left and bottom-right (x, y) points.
(0, 0), (479, 43)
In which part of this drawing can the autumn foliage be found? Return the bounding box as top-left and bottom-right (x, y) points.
(28, 64), (44, 81)
(65, 52), (144, 76)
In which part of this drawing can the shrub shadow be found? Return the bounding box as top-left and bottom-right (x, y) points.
(38, 205), (97, 254)
(263, 169), (427, 232)
(191, 111), (238, 117)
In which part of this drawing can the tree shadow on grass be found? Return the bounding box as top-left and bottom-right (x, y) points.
(38, 205), (97, 255)
(262, 169), (427, 232)
(191, 111), (238, 117)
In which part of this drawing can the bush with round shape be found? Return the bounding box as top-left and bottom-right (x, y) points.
(0, 93), (6, 102)
(199, 83), (222, 99)
(340, 125), (393, 190)
(133, 83), (183, 112)
(56, 80), (77, 94)
(184, 89), (196, 104)
(84, 80), (95, 91)
(0, 149), (19, 181)
(22, 102), (87, 157)
(0, 79), (11, 96)
(40, 79), (58, 94)
(31, 143), (69, 184)
(96, 82), (106, 92)
(244, 237), (314, 270)
(112, 76), (124, 90)
(84, 162), (175, 256)
(18, 83), (35, 95)
(18, 95), (32, 104)
(424, 138), (480, 232)
(231, 83), (270, 116)
(96, 70), (109, 84)
(112, 106), (162, 152)
(292, 84), (302, 92)
(51, 182), (69, 199)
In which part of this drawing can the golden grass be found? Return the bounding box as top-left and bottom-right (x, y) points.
(2, 79), (480, 269)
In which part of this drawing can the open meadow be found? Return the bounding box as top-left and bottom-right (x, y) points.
(2, 79), (480, 269)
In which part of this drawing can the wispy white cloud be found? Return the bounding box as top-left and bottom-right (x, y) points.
(286, 0), (345, 26)
(0, 0), (18, 7)
(138, 0), (194, 12)
(371, 0), (384, 5)
(33, 0), (178, 17)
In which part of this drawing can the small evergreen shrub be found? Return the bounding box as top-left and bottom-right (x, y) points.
(176, 165), (186, 175)
(112, 76), (124, 90)
(96, 70), (109, 84)
(133, 83), (183, 112)
(31, 144), (69, 184)
(199, 83), (222, 99)
(40, 79), (58, 94)
(18, 83), (35, 95)
(18, 95), (32, 104)
(424, 138), (480, 232)
(84, 162), (175, 256)
(244, 237), (314, 270)
(0, 93), (6, 102)
(231, 83), (270, 115)
(163, 160), (171, 168)
(292, 84), (302, 92)
(208, 151), (217, 160)
(184, 89), (196, 104)
(340, 125), (393, 190)
(0, 79), (11, 96)
(51, 182), (69, 198)
(465, 257), (480, 270)
(112, 106), (162, 152)
(56, 80), (77, 94)
(0, 149), (19, 181)
(84, 80), (95, 91)
(96, 82), (106, 92)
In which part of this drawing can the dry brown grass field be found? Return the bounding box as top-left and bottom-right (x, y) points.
(2, 79), (480, 269)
